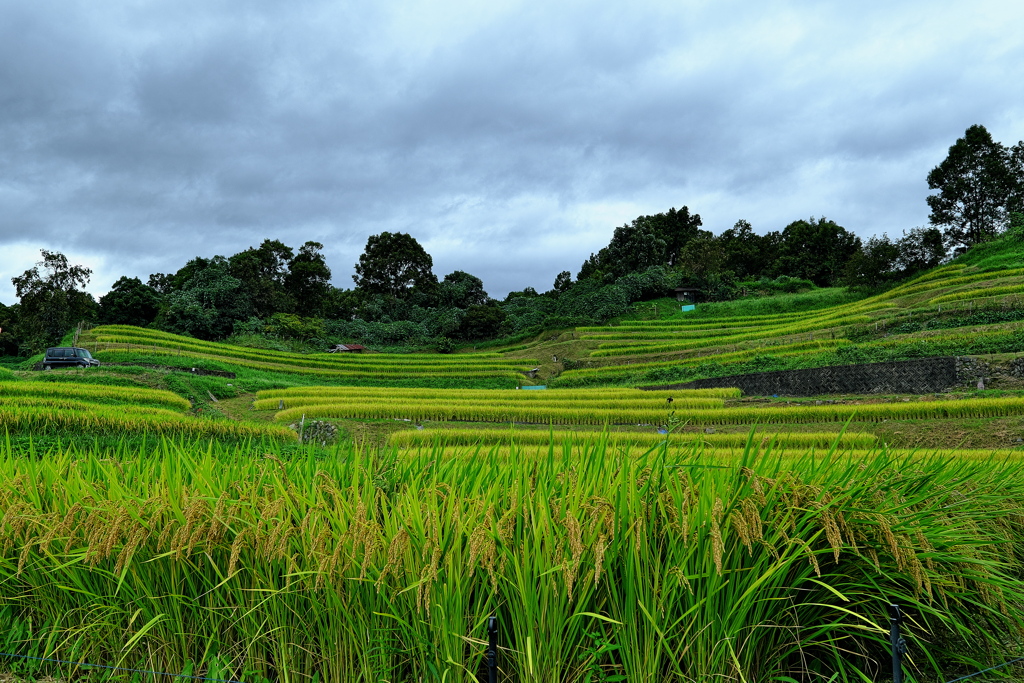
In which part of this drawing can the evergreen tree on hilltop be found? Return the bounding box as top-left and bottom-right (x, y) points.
(927, 124), (1022, 248)
(353, 232), (437, 299)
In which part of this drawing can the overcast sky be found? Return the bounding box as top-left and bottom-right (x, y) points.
(1, 0), (1022, 304)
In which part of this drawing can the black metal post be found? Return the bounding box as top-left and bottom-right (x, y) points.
(487, 616), (498, 683)
(889, 603), (906, 683)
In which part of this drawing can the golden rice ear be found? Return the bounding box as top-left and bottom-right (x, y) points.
(227, 528), (248, 579)
(711, 497), (725, 575)
(417, 532), (444, 612)
(731, 508), (752, 555)
(560, 511), (585, 601)
(375, 527), (410, 591)
(741, 498), (764, 546)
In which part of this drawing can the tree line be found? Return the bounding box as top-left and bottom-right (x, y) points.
(1, 124), (1022, 355)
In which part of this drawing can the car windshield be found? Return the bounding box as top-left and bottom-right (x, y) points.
(77, 349), (93, 359)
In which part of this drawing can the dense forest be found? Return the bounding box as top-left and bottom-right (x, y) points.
(2, 124), (1022, 356)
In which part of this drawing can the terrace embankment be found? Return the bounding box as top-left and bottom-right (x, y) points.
(639, 355), (959, 395)
(640, 354), (1018, 396)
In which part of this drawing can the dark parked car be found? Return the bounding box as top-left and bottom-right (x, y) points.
(42, 347), (100, 370)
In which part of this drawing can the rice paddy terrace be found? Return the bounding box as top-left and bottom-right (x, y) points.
(4, 242), (1024, 681)
(0, 378), (294, 442)
(540, 253), (1024, 388)
(85, 325), (535, 383)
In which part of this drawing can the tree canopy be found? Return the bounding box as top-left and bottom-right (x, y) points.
(717, 220), (780, 279)
(927, 124), (1022, 248)
(158, 256), (251, 340)
(98, 277), (162, 327)
(578, 206), (702, 281)
(436, 271), (489, 309)
(774, 217), (860, 287)
(285, 241), (332, 316)
(353, 232), (436, 299)
(10, 250), (95, 351)
(229, 239), (295, 318)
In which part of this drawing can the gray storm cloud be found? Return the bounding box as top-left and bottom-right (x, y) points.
(1, 0), (1022, 303)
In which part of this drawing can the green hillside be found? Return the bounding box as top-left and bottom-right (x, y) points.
(504, 238), (1024, 388)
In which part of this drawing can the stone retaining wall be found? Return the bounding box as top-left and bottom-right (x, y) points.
(641, 356), (964, 396)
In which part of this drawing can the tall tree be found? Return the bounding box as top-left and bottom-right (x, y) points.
(285, 241), (332, 317)
(576, 252), (603, 282)
(229, 239), (295, 318)
(842, 235), (901, 289)
(0, 302), (20, 355)
(678, 231), (728, 281)
(552, 270), (573, 293)
(147, 272), (174, 295)
(98, 277), (162, 327)
(773, 217), (860, 286)
(11, 250), (95, 351)
(158, 256), (251, 340)
(637, 206), (703, 267)
(577, 205), (702, 281)
(578, 221), (666, 281)
(436, 271), (489, 309)
(927, 124), (1018, 248)
(718, 220), (779, 279)
(1009, 140), (1024, 215)
(353, 232), (436, 299)
(896, 227), (946, 276)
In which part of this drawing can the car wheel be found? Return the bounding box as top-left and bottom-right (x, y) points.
(43, 364), (52, 371)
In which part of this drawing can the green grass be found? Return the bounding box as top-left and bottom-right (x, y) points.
(951, 236), (1024, 270)
(673, 287), (864, 319)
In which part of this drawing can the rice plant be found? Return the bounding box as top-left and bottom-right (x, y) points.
(256, 386), (741, 401)
(0, 380), (191, 411)
(0, 435), (1023, 681)
(0, 405), (296, 440)
(387, 426), (879, 449)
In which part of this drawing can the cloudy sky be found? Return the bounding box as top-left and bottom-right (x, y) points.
(1, 0), (1022, 304)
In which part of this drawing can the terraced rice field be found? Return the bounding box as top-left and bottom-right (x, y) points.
(387, 426), (881, 450)
(257, 385), (1024, 425)
(550, 259), (1024, 386)
(256, 386), (734, 425)
(0, 380), (295, 441)
(83, 325), (535, 381)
